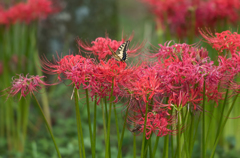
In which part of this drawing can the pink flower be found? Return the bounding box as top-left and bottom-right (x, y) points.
(4, 74), (48, 99)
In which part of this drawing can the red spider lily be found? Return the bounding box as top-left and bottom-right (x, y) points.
(168, 88), (203, 110)
(199, 29), (240, 54)
(4, 74), (48, 100)
(91, 59), (131, 102)
(64, 58), (96, 89)
(0, 0), (59, 25)
(41, 54), (87, 81)
(149, 42), (225, 107)
(120, 64), (165, 103)
(128, 110), (173, 139)
(76, 34), (144, 60)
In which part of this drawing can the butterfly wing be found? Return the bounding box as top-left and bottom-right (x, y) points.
(108, 40), (130, 62)
(115, 40), (130, 61)
(108, 45), (122, 61)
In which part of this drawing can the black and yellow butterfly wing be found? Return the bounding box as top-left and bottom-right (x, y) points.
(108, 45), (122, 61)
(108, 40), (130, 62)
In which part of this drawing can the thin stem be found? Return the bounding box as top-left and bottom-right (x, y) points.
(85, 89), (94, 158)
(32, 94), (62, 158)
(205, 102), (216, 147)
(170, 109), (174, 158)
(148, 136), (153, 158)
(202, 81), (206, 158)
(210, 94), (239, 158)
(133, 111), (137, 158)
(117, 105), (130, 158)
(21, 98), (30, 151)
(114, 103), (121, 157)
(106, 79), (114, 158)
(191, 114), (201, 156)
(153, 136), (160, 157)
(74, 88), (85, 158)
(32, 27), (51, 128)
(163, 135), (169, 158)
(214, 89), (229, 144)
(93, 95), (97, 157)
(101, 99), (108, 158)
(177, 112), (181, 158)
(141, 97), (149, 158)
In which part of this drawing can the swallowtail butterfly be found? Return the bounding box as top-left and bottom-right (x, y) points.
(108, 40), (130, 62)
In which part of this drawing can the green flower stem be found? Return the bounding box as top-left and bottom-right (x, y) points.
(32, 94), (62, 158)
(153, 136), (160, 157)
(101, 99), (108, 157)
(104, 97), (109, 125)
(170, 109), (174, 158)
(191, 114), (201, 156)
(104, 96), (111, 157)
(188, 111), (194, 155)
(85, 89), (94, 158)
(202, 81), (206, 158)
(181, 108), (190, 158)
(148, 136), (153, 158)
(21, 98), (30, 151)
(32, 32), (51, 128)
(74, 88), (85, 158)
(141, 97), (149, 158)
(0, 102), (4, 137)
(17, 99), (23, 150)
(6, 100), (13, 150)
(113, 103), (121, 158)
(205, 102), (216, 147)
(177, 111), (182, 158)
(163, 99), (171, 158)
(106, 79), (114, 158)
(11, 102), (17, 150)
(214, 89), (229, 144)
(117, 105), (130, 158)
(183, 129), (190, 158)
(210, 94), (239, 158)
(163, 134), (169, 158)
(93, 95), (97, 157)
(133, 111), (137, 158)
(143, 136), (152, 157)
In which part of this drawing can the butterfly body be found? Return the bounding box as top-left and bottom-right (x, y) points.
(108, 40), (130, 62)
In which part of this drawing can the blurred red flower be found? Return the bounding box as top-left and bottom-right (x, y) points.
(0, 0), (59, 25)
(4, 74), (48, 99)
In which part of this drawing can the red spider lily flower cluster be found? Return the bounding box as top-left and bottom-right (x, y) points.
(199, 29), (240, 54)
(4, 74), (48, 100)
(41, 54), (132, 104)
(128, 109), (173, 139)
(147, 42), (224, 109)
(200, 29), (240, 90)
(0, 0), (59, 25)
(40, 30), (240, 139)
(76, 34), (144, 60)
(140, 0), (240, 38)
